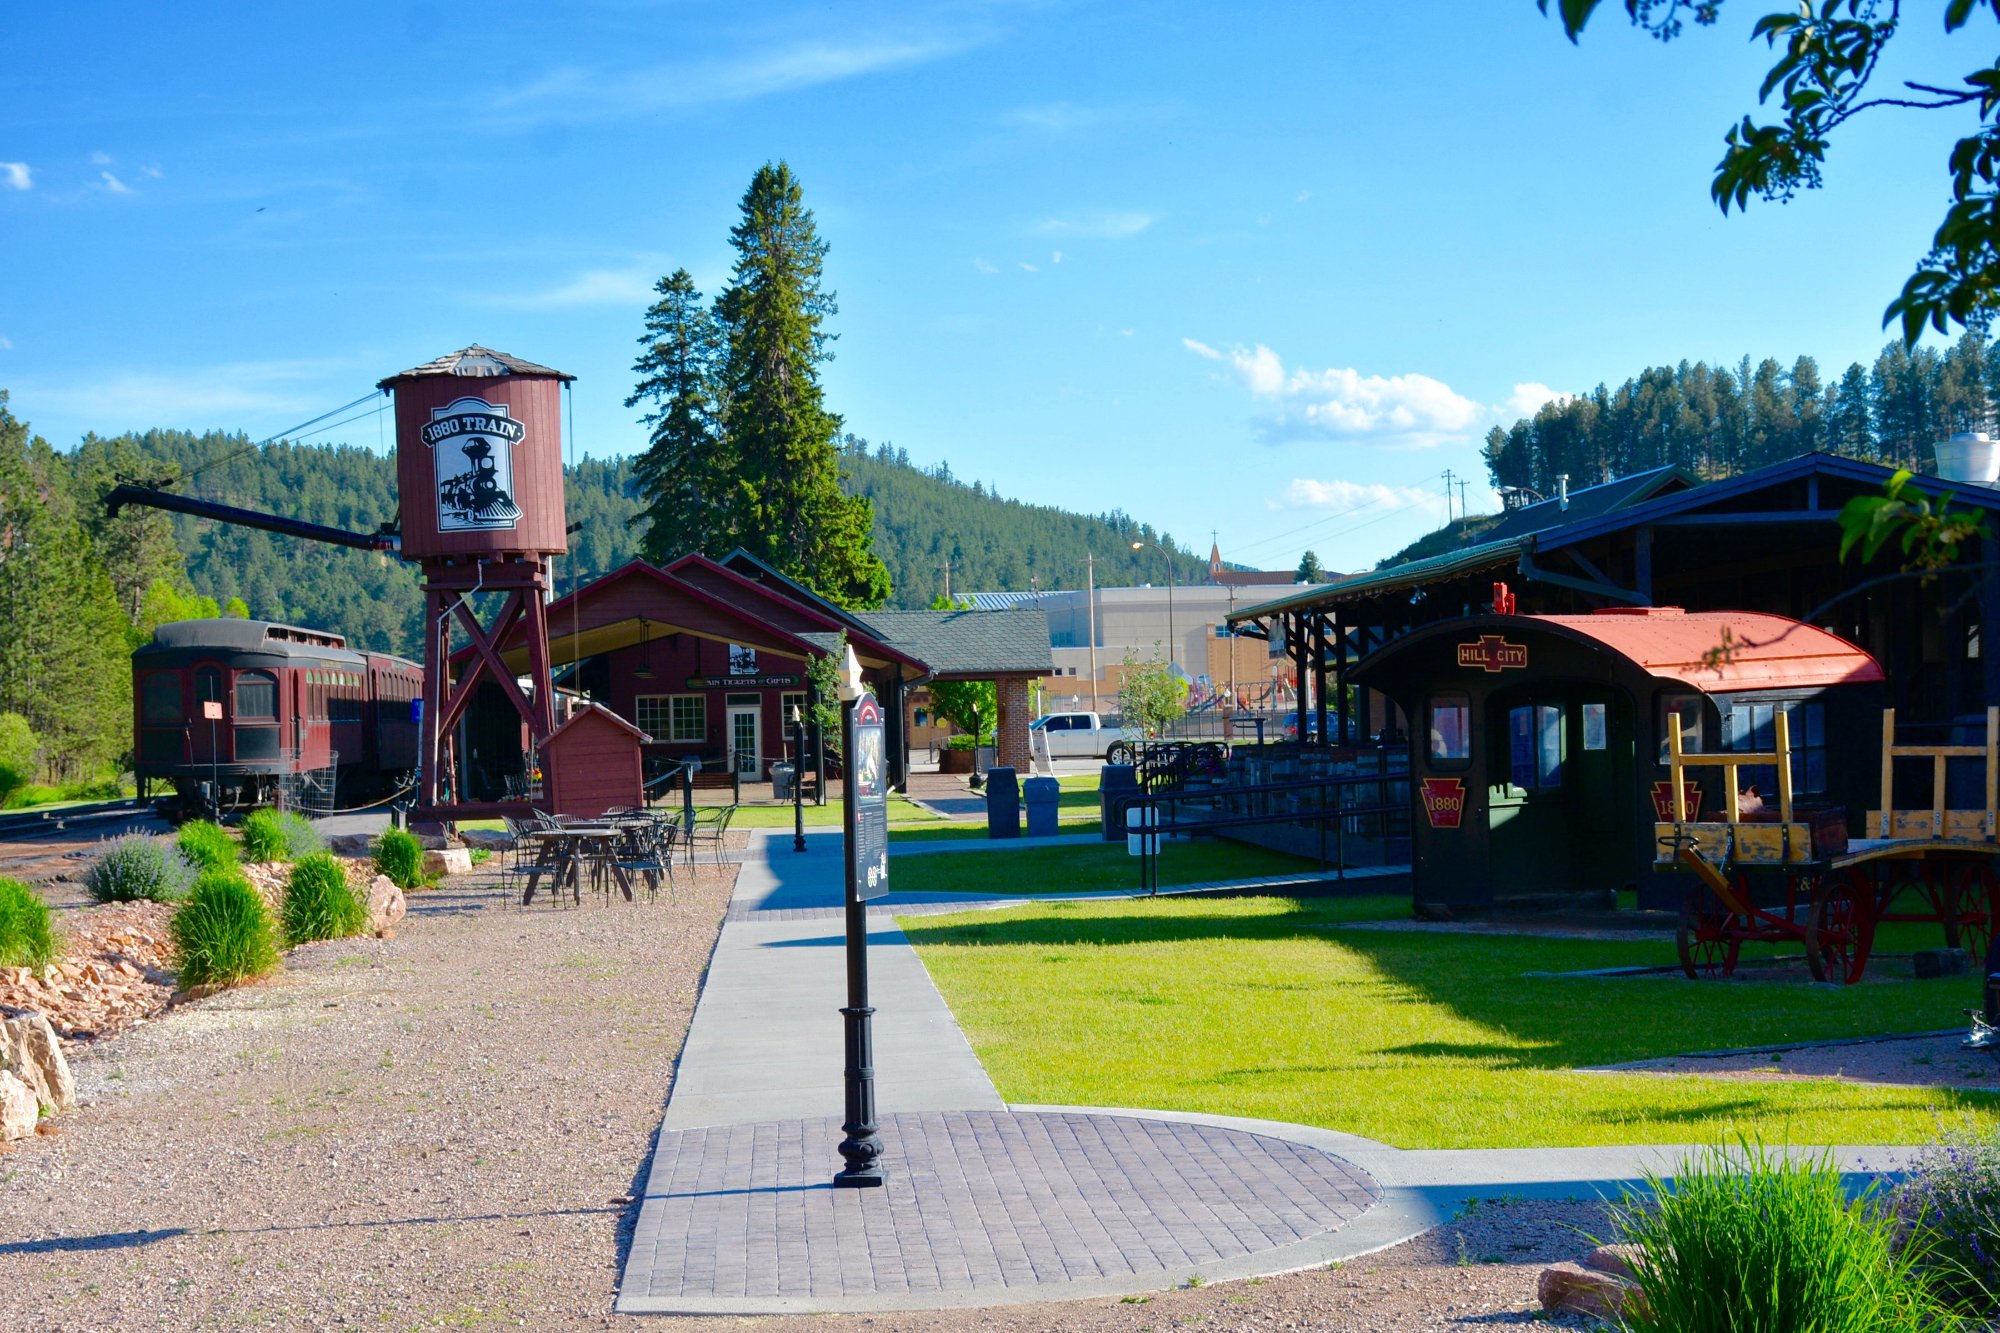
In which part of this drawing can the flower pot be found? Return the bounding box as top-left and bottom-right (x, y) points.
(938, 748), (975, 774)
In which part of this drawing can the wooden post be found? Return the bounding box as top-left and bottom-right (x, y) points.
(1669, 713), (1687, 821)
(1987, 704), (1998, 839)
(1774, 709), (1793, 825)
(1880, 708), (1896, 827)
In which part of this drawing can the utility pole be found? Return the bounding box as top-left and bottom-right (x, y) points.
(942, 555), (952, 604)
(1458, 478), (1470, 522)
(1086, 552), (1100, 714)
(1441, 468), (1456, 526)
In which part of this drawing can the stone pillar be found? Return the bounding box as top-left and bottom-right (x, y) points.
(995, 676), (1032, 770)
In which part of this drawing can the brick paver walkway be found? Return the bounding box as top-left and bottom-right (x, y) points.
(618, 1109), (1379, 1313)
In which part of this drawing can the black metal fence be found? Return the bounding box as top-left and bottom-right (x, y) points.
(1126, 769), (1411, 894)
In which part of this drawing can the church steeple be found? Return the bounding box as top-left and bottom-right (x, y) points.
(1207, 535), (1223, 584)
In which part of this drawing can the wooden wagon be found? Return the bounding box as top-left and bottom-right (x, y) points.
(1657, 707), (2000, 983)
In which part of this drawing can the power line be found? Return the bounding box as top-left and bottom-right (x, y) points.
(175, 390), (386, 486)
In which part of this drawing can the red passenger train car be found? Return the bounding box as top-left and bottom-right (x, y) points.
(133, 619), (422, 816)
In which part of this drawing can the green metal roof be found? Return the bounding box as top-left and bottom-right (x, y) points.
(859, 609), (1054, 678)
(1226, 538), (1522, 624)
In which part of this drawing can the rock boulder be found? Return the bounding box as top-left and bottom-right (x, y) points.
(366, 875), (407, 936)
(1, 1010), (74, 1112)
(422, 848), (474, 879)
(1538, 1261), (1645, 1322)
(0, 1070), (35, 1140)
(1583, 1243), (1642, 1281)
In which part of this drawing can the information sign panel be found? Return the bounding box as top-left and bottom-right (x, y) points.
(848, 692), (889, 902)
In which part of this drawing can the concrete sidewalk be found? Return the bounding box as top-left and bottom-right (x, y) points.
(617, 829), (1919, 1316)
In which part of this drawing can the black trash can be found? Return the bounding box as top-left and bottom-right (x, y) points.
(1100, 763), (1138, 843)
(986, 767), (1020, 839)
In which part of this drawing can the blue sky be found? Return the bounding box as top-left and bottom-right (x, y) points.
(0, 2), (1977, 580)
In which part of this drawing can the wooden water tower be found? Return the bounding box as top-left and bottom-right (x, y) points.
(378, 346), (572, 820)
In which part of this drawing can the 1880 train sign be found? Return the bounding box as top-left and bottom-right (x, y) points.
(421, 396), (525, 531)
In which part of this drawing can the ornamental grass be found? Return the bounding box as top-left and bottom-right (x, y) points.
(84, 834), (198, 903)
(371, 827), (426, 890)
(0, 877), (57, 971)
(170, 867), (279, 989)
(1613, 1139), (1961, 1333)
(241, 808), (324, 862)
(175, 819), (239, 872)
(281, 853), (368, 946)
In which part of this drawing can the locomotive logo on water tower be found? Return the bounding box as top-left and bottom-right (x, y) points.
(420, 396), (526, 531)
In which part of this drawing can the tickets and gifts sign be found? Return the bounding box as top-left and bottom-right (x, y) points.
(1652, 780), (1702, 821)
(848, 692), (889, 902)
(1421, 777), (1466, 829)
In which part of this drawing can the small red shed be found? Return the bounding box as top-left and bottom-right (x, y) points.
(541, 704), (647, 818)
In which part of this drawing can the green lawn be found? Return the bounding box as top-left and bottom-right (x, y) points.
(902, 894), (2000, 1149)
(890, 817), (1104, 844)
(886, 839), (1323, 895)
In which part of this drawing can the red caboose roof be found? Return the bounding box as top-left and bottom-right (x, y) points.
(1531, 607), (1884, 692)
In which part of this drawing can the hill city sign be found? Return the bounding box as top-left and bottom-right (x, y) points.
(1456, 635), (1528, 673)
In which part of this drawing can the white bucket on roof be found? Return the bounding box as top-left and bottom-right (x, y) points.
(1935, 431), (2000, 486)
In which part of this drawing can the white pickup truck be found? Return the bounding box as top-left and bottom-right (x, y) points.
(1030, 711), (1142, 762)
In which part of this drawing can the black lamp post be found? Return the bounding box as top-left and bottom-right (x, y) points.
(791, 703), (807, 854)
(834, 646), (886, 1188)
(1132, 539), (1178, 673)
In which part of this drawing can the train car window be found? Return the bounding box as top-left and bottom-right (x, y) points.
(1725, 699), (1828, 795)
(1658, 694), (1703, 762)
(1427, 695), (1470, 764)
(1507, 703), (1564, 789)
(236, 670), (278, 721)
(141, 673), (182, 725)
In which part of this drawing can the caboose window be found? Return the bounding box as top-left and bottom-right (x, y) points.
(1725, 699), (1827, 796)
(141, 673), (182, 725)
(1507, 704), (1564, 789)
(236, 670), (278, 721)
(1427, 695), (1470, 764)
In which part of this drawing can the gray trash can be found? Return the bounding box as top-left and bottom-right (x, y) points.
(771, 763), (794, 799)
(1023, 776), (1060, 837)
(1100, 763), (1138, 843)
(986, 767), (1020, 838)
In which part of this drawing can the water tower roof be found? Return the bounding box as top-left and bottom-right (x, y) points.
(377, 344), (573, 388)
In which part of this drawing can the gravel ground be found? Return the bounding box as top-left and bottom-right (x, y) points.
(1600, 1029), (2000, 1091)
(2, 849), (1612, 1331)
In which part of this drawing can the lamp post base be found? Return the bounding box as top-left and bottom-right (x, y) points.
(834, 1002), (885, 1188)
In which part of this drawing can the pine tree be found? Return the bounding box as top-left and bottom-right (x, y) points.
(712, 162), (890, 608)
(627, 269), (728, 563)
(1295, 550), (1325, 582)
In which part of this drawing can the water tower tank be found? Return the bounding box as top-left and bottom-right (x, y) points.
(379, 346), (573, 561)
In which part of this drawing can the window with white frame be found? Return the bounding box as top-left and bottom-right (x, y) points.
(635, 694), (707, 742)
(634, 695), (670, 738)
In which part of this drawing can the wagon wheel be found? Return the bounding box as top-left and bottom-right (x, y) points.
(1804, 873), (1861, 985)
(1676, 886), (1741, 979)
(1948, 863), (1997, 962)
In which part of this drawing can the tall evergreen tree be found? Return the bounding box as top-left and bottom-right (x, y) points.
(626, 269), (728, 563)
(711, 162), (890, 609)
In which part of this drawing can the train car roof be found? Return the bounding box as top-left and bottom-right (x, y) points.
(134, 619), (418, 671)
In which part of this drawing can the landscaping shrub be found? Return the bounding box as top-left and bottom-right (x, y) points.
(242, 809), (324, 862)
(372, 827), (426, 889)
(1893, 1123), (2000, 1312)
(0, 877), (57, 971)
(1614, 1139), (1960, 1333)
(0, 713), (38, 807)
(176, 819), (239, 872)
(281, 853), (368, 945)
(942, 735), (977, 752)
(84, 834), (198, 903)
(170, 868), (279, 989)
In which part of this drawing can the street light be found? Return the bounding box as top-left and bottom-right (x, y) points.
(1131, 540), (1177, 674)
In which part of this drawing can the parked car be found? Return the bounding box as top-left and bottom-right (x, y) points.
(1030, 711), (1144, 763)
(1278, 710), (1349, 741)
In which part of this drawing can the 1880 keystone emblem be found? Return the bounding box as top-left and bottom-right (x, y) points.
(422, 396), (525, 531)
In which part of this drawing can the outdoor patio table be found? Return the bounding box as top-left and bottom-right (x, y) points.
(520, 825), (636, 906)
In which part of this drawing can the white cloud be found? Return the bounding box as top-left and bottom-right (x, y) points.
(1500, 381), (1565, 421)
(491, 34), (975, 125)
(1273, 478), (1449, 516)
(1184, 339), (1534, 448)
(0, 162), (30, 191)
(141, 164), (164, 180)
(0, 336), (13, 350)
(1018, 261), (1039, 272)
(1051, 250), (1063, 265)
(89, 150), (112, 166)
(1029, 210), (1157, 240)
(99, 171), (131, 194)
(971, 257), (998, 274)
(484, 266), (658, 309)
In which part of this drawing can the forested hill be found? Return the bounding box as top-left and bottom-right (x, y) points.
(1483, 334), (1997, 496)
(66, 429), (1207, 656)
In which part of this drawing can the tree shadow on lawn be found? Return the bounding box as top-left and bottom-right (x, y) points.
(903, 895), (2000, 1104)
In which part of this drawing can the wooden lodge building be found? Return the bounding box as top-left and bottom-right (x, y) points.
(454, 550), (1052, 803)
(1225, 452), (2000, 911)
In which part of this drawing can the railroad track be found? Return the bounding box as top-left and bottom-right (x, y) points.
(0, 798), (153, 843)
